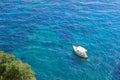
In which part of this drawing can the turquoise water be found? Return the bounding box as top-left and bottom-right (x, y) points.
(0, 0), (120, 80)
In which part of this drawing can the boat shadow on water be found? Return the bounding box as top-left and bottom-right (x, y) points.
(112, 62), (120, 80)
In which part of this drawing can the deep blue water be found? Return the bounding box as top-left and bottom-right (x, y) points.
(0, 0), (120, 80)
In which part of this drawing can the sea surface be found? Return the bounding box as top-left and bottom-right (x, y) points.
(0, 0), (120, 80)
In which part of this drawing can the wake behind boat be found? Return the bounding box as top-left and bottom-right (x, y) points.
(73, 45), (88, 58)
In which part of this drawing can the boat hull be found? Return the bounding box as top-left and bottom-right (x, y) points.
(73, 45), (88, 58)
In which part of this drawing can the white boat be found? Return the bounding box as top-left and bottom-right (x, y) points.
(73, 45), (88, 58)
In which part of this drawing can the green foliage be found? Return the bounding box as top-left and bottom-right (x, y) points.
(0, 51), (15, 64)
(0, 51), (35, 80)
